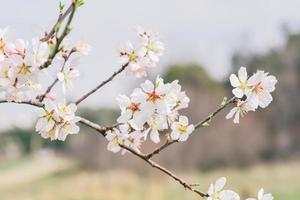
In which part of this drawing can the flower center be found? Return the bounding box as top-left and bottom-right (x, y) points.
(178, 124), (187, 133)
(211, 192), (220, 200)
(240, 81), (248, 90)
(129, 53), (138, 62)
(17, 64), (32, 75)
(129, 102), (140, 112)
(147, 91), (160, 102)
(252, 81), (264, 94)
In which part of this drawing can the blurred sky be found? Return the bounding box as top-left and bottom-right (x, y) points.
(1, 0), (300, 130)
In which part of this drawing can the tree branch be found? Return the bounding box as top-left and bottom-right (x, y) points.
(39, 1), (77, 70)
(38, 50), (74, 102)
(75, 63), (129, 105)
(0, 97), (235, 198)
(145, 96), (236, 159)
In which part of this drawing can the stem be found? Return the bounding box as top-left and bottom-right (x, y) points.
(145, 97), (236, 159)
(75, 63), (129, 105)
(39, 2), (77, 70)
(38, 51), (74, 102)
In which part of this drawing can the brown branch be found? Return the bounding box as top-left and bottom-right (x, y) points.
(145, 96), (236, 159)
(0, 100), (43, 107)
(145, 140), (178, 159)
(40, 1), (77, 70)
(120, 144), (208, 198)
(1, 97), (235, 198)
(75, 63), (129, 105)
(41, 3), (74, 42)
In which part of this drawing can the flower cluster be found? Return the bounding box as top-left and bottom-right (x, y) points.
(226, 67), (277, 123)
(106, 76), (193, 153)
(0, 26), (90, 140)
(206, 177), (273, 200)
(0, 27), (50, 102)
(118, 26), (164, 78)
(35, 100), (80, 141)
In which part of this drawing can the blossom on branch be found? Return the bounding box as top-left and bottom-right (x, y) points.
(118, 26), (164, 78)
(227, 67), (277, 124)
(107, 76), (192, 153)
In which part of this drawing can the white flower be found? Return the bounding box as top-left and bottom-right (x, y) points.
(170, 115), (194, 142)
(246, 188), (273, 200)
(106, 124), (129, 153)
(207, 177), (240, 200)
(0, 27), (9, 61)
(57, 115), (81, 141)
(136, 26), (164, 65)
(166, 80), (190, 111)
(145, 113), (168, 143)
(118, 40), (148, 78)
(247, 70), (277, 109)
(57, 102), (77, 117)
(32, 38), (50, 66)
(229, 66), (251, 98)
(75, 39), (91, 55)
(226, 99), (254, 124)
(57, 60), (80, 93)
(35, 101), (59, 134)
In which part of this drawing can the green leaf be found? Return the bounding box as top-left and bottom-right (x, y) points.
(59, 1), (65, 13)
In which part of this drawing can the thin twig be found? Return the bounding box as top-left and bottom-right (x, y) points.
(41, 4), (74, 42)
(40, 2), (77, 69)
(75, 63), (129, 105)
(120, 144), (208, 198)
(38, 50), (74, 102)
(145, 96), (236, 159)
(145, 140), (178, 159)
(0, 97), (235, 198)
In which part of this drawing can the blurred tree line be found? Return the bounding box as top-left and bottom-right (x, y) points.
(1, 31), (300, 171)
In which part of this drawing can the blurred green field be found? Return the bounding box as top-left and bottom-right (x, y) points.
(0, 154), (299, 200)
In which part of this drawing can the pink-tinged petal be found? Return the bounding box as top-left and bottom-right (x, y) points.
(232, 88), (243, 98)
(141, 80), (154, 93)
(226, 107), (238, 119)
(233, 110), (240, 124)
(238, 66), (247, 82)
(220, 190), (240, 200)
(229, 74), (240, 87)
(207, 184), (214, 195)
(215, 177), (226, 192)
(117, 111), (132, 123)
(150, 129), (160, 143)
(179, 133), (189, 142)
(170, 130), (180, 140)
(179, 115), (189, 124)
(258, 91), (272, 108)
(186, 125), (194, 134)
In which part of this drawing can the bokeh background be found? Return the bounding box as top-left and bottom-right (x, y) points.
(1, 0), (300, 199)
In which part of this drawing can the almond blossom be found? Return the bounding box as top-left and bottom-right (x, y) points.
(227, 67), (277, 124)
(226, 99), (254, 124)
(229, 66), (251, 98)
(247, 70), (277, 109)
(57, 60), (80, 93)
(170, 115), (194, 142)
(35, 101), (80, 141)
(207, 177), (240, 200)
(246, 188), (274, 200)
(118, 26), (164, 78)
